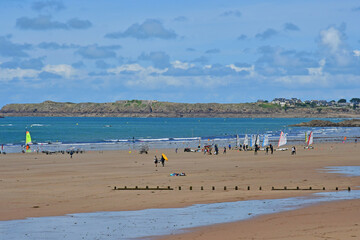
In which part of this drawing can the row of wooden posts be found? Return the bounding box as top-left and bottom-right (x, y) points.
(113, 186), (352, 191)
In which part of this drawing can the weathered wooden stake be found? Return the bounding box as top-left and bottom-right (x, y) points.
(336, 187), (338, 191)
(212, 186), (215, 190)
(201, 186), (204, 190)
(190, 186), (192, 190)
(114, 186), (117, 190)
(224, 186), (227, 190)
(235, 186), (238, 190)
(259, 186), (262, 190)
(348, 187), (351, 191)
(247, 186), (250, 190)
(179, 186), (181, 190)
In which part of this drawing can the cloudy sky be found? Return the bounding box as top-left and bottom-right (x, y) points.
(1, 0), (360, 106)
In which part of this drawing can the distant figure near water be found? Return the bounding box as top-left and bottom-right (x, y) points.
(291, 146), (296, 155)
(154, 156), (158, 167)
(270, 144), (274, 154)
(160, 155), (165, 167)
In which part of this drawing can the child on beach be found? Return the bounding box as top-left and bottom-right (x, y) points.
(154, 156), (158, 167)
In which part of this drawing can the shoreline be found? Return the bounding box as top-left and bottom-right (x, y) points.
(159, 199), (360, 240)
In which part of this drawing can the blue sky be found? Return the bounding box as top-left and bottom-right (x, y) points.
(1, 0), (360, 106)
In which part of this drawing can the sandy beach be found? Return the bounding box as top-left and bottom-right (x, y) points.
(1, 142), (360, 239)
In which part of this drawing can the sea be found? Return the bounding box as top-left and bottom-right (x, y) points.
(0, 117), (359, 153)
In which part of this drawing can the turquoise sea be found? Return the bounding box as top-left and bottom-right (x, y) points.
(0, 117), (359, 153)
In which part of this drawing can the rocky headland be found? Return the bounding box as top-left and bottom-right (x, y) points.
(1, 100), (360, 118)
(290, 119), (360, 127)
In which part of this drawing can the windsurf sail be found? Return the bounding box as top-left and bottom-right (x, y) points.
(244, 134), (249, 146)
(305, 132), (308, 143)
(278, 131), (287, 147)
(307, 131), (313, 146)
(255, 135), (260, 146)
(251, 135), (256, 147)
(262, 135), (269, 147)
(236, 134), (240, 147)
(25, 131), (32, 145)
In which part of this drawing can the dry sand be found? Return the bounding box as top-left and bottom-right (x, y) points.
(1, 142), (360, 239)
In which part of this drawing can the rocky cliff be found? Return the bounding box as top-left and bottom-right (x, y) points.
(1, 100), (360, 118)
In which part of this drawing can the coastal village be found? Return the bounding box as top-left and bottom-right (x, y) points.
(259, 97), (360, 108)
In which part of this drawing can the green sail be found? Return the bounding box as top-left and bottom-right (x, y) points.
(26, 131), (32, 144)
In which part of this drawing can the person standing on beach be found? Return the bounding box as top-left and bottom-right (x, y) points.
(265, 146), (269, 155)
(254, 144), (258, 155)
(223, 147), (226, 154)
(270, 144), (274, 154)
(160, 155), (165, 167)
(154, 156), (158, 167)
(291, 146), (296, 155)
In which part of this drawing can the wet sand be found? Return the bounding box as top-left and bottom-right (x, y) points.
(1, 142), (360, 238)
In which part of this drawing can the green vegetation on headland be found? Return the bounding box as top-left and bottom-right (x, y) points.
(1, 100), (360, 118)
(290, 119), (360, 127)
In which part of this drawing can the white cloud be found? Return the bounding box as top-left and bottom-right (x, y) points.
(43, 64), (76, 78)
(320, 27), (342, 54)
(171, 60), (194, 70)
(353, 50), (360, 57)
(108, 64), (167, 75)
(0, 68), (38, 81)
(307, 59), (325, 76)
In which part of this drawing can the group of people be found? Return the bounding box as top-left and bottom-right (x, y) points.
(154, 155), (165, 167)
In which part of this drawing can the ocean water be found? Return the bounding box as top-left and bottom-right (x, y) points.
(0, 117), (359, 153)
(1, 190), (359, 240)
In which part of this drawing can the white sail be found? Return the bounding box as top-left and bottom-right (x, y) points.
(236, 134), (240, 147)
(307, 131), (313, 146)
(278, 131), (287, 147)
(256, 135), (260, 146)
(262, 134), (269, 147)
(244, 134), (249, 146)
(251, 135), (256, 147)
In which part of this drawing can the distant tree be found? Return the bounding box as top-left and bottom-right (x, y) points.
(350, 98), (360, 103)
(338, 99), (347, 103)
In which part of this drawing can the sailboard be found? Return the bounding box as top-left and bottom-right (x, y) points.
(307, 131), (313, 146)
(255, 135), (260, 146)
(244, 134), (249, 146)
(251, 135), (256, 147)
(262, 135), (269, 147)
(278, 131), (287, 147)
(162, 153), (168, 161)
(26, 131), (32, 145)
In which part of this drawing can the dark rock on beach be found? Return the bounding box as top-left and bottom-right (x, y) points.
(290, 119), (360, 127)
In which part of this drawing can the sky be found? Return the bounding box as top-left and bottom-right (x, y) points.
(1, 0), (360, 106)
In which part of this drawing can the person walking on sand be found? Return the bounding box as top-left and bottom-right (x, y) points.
(265, 146), (269, 155)
(223, 147), (226, 154)
(160, 155), (165, 167)
(270, 144), (274, 154)
(154, 155), (158, 167)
